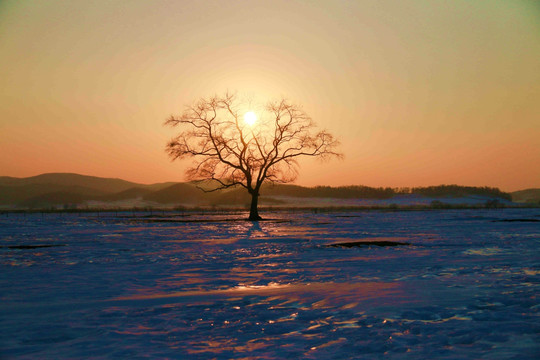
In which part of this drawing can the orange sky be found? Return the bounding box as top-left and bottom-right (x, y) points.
(0, 0), (539, 191)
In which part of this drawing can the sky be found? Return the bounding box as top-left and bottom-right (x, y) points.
(0, 0), (539, 191)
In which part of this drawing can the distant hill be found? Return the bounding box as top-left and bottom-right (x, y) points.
(143, 183), (207, 204)
(511, 188), (540, 203)
(0, 172), (521, 209)
(0, 173), (174, 193)
(0, 173), (176, 207)
(0, 173), (139, 193)
(19, 191), (96, 208)
(100, 187), (153, 202)
(0, 184), (108, 206)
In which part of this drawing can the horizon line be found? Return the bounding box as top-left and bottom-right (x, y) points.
(1, 171), (535, 193)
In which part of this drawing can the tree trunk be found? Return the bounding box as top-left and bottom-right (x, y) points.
(248, 192), (262, 221)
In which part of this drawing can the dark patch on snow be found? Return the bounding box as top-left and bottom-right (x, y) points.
(450, 215), (494, 221)
(326, 240), (410, 248)
(3, 244), (66, 250)
(493, 219), (540, 223)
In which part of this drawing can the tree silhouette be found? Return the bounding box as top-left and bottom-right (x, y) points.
(165, 92), (342, 220)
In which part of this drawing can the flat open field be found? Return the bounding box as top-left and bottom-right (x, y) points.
(1, 209), (539, 359)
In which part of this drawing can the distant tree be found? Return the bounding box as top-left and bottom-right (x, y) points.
(165, 92), (342, 220)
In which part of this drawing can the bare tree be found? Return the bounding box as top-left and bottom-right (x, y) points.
(165, 92), (342, 220)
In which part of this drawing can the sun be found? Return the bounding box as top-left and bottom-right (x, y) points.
(244, 111), (257, 126)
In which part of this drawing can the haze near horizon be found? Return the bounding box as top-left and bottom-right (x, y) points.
(1, 0), (539, 191)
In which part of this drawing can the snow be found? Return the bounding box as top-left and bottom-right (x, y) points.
(1, 209), (539, 359)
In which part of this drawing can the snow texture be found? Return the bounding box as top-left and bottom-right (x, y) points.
(1, 209), (539, 359)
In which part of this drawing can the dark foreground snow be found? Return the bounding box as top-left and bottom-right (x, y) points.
(1, 209), (539, 359)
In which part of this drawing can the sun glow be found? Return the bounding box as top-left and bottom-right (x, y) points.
(244, 111), (257, 126)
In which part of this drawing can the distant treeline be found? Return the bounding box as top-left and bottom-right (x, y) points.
(262, 184), (396, 199)
(263, 184), (511, 200)
(409, 185), (512, 200)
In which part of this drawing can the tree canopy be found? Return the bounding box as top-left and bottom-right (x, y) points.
(165, 92), (342, 219)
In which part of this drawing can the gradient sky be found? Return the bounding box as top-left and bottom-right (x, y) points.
(1, 0), (539, 191)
